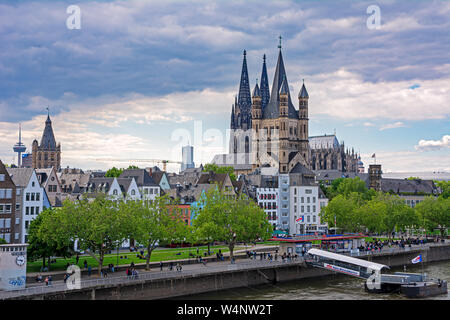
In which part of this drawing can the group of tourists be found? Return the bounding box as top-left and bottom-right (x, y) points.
(126, 267), (139, 279)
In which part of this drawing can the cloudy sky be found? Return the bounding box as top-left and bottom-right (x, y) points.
(0, 0), (449, 173)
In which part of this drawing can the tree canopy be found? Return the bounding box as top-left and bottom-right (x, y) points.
(203, 163), (236, 181)
(194, 187), (272, 259)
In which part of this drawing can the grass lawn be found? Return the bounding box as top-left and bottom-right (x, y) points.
(26, 245), (249, 273)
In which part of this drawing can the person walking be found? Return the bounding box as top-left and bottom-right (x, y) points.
(83, 260), (88, 269)
(160, 261), (163, 271)
(88, 266), (92, 277)
(76, 253), (80, 265)
(45, 277), (49, 286)
(48, 275), (53, 286)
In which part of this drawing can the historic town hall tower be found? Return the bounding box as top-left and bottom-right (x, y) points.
(32, 111), (61, 170)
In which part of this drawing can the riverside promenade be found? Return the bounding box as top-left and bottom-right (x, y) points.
(1, 242), (449, 300)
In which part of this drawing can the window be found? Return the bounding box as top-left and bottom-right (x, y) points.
(32, 181), (35, 187)
(0, 174), (4, 181)
(307, 206), (310, 213)
(26, 207), (29, 215)
(15, 218), (20, 225)
(16, 204), (20, 211)
(301, 197), (304, 203)
(26, 193), (30, 201)
(301, 206), (304, 213)
(25, 221), (29, 230)
(4, 218), (11, 228)
(36, 193), (40, 201)
(307, 215), (310, 223)
(31, 207), (34, 215)
(16, 189), (21, 196)
(294, 205), (297, 213)
(113, 189), (118, 196)
(294, 188), (297, 195)
(305, 189), (312, 194)
(313, 215), (316, 223)
(31, 193), (35, 201)
(313, 205), (316, 213)
(5, 205), (11, 213)
(313, 197), (316, 203)
(36, 207), (40, 215)
(131, 190), (136, 196)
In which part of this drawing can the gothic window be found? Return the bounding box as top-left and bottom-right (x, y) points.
(245, 136), (249, 153)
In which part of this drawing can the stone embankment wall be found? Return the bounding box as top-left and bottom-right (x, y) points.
(10, 244), (450, 300)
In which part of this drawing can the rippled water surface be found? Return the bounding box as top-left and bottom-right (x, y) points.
(181, 261), (450, 300)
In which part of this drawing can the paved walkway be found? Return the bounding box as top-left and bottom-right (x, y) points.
(25, 244), (279, 287)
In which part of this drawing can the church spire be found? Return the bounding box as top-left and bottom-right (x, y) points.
(263, 40), (296, 119)
(237, 50), (252, 111)
(40, 110), (57, 151)
(260, 54), (270, 110)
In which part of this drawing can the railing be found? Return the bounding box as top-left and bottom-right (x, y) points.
(0, 258), (304, 300)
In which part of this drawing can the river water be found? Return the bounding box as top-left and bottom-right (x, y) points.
(181, 260), (450, 300)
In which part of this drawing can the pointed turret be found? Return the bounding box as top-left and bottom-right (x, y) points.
(260, 54), (270, 110)
(40, 113), (57, 150)
(279, 75), (289, 95)
(252, 82), (262, 120)
(299, 79), (309, 99)
(252, 82), (261, 98)
(237, 50), (252, 111)
(263, 45), (297, 119)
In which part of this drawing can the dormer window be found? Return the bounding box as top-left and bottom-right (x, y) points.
(113, 189), (118, 196)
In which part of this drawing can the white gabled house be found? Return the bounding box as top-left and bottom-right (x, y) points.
(7, 168), (49, 243)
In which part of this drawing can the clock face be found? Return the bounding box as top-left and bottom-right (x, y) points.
(16, 255), (25, 266)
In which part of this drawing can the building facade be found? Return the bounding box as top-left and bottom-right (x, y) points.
(309, 135), (360, 172)
(7, 168), (47, 243)
(0, 160), (17, 244)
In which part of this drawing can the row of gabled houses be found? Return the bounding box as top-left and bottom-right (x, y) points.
(1, 156), (442, 246)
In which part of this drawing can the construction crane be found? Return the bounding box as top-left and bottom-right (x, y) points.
(94, 158), (182, 172)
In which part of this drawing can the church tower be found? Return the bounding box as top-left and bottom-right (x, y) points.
(229, 50), (253, 154)
(298, 80), (310, 166)
(32, 111), (61, 170)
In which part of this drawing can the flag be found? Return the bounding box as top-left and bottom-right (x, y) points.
(371, 153), (376, 158)
(411, 255), (422, 264)
(296, 216), (304, 223)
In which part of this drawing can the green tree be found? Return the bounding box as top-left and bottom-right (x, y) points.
(27, 209), (73, 270)
(320, 193), (365, 233)
(323, 177), (375, 200)
(415, 196), (450, 236)
(46, 197), (133, 276)
(194, 187), (272, 260)
(203, 163), (236, 181)
(375, 193), (418, 238)
(0, 238), (7, 244)
(105, 167), (124, 178)
(130, 196), (188, 270)
(435, 180), (450, 199)
(355, 198), (387, 234)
